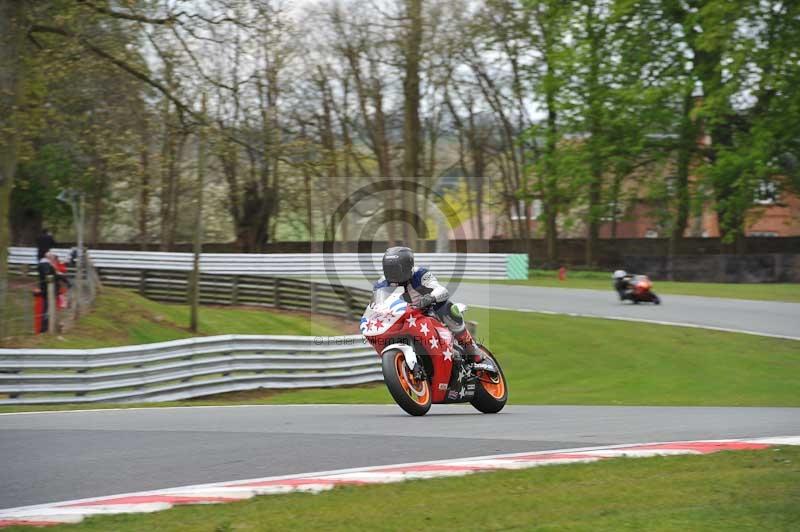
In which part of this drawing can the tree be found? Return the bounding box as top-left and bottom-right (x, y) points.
(523, 0), (571, 262)
(0, 0), (27, 342)
(702, 0), (800, 248)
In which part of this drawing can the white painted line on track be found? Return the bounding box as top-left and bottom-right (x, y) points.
(473, 305), (800, 341)
(0, 403), (360, 416)
(2, 436), (798, 528)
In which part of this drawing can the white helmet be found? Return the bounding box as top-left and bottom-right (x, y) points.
(612, 270), (627, 280)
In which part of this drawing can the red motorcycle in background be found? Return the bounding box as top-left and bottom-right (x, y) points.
(361, 286), (508, 416)
(627, 275), (661, 304)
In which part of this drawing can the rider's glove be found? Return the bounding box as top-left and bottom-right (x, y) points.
(418, 294), (436, 308)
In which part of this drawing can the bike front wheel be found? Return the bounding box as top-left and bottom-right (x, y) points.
(382, 349), (431, 416)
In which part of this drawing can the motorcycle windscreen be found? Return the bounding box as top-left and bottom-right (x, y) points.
(361, 286), (408, 336)
(371, 286), (401, 306)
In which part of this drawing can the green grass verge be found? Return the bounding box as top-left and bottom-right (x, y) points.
(10, 446), (799, 531)
(2, 306), (798, 413)
(247, 306), (800, 407)
(476, 269), (800, 302)
(5, 286), (350, 349)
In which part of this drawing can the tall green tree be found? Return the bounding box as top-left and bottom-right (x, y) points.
(0, 0), (27, 342)
(701, 0), (800, 247)
(521, 0), (572, 262)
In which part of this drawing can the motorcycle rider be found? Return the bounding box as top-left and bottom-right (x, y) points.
(376, 246), (482, 362)
(612, 269), (634, 301)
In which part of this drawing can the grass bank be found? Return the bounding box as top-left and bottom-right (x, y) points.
(251, 306), (800, 407)
(4, 286), (352, 350)
(12, 446), (799, 531)
(2, 305), (798, 413)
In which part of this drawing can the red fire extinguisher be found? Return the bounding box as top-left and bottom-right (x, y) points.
(33, 289), (47, 334)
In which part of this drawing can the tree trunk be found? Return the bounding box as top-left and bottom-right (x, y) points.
(159, 94), (174, 251)
(0, 0), (25, 343)
(585, 172), (601, 266)
(190, 96), (207, 333)
(166, 132), (187, 250)
(670, 90), (694, 255)
(138, 140), (151, 250)
(545, 205), (558, 265)
(318, 71), (339, 244)
(300, 124), (315, 241)
(583, 7), (603, 267)
(543, 81), (559, 263)
(339, 79), (353, 242)
(609, 172), (623, 239)
(90, 183), (103, 246)
(402, 0), (423, 247)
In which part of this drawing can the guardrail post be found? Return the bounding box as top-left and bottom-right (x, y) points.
(185, 269), (193, 304)
(231, 275), (239, 306)
(139, 269), (147, 297)
(274, 278), (282, 308)
(344, 289), (354, 320)
(88, 257), (103, 290)
(310, 282), (319, 313)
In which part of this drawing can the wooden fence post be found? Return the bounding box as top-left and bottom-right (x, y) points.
(139, 270), (147, 297)
(310, 282), (318, 313)
(344, 289), (354, 320)
(47, 275), (57, 334)
(88, 257), (103, 289)
(274, 278), (281, 308)
(231, 275), (239, 306)
(184, 270), (192, 304)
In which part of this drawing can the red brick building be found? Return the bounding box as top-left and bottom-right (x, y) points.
(450, 185), (800, 240)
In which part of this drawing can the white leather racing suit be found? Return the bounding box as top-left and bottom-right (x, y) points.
(374, 266), (467, 335)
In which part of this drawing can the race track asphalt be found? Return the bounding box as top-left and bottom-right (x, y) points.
(341, 280), (800, 339)
(2, 404), (800, 509)
(3, 283), (798, 510)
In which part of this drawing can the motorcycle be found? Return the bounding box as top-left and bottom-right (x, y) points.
(361, 285), (508, 416)
(625, 274), (661, 304)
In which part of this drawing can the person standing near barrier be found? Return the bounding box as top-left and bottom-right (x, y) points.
(35, 253), (55, 333)
(51, 253), (71, 309)
(36, 228), (58, 260)
(37, 252), (55, 293)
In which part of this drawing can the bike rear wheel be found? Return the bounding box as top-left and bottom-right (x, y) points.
(382, 350), (431, 416)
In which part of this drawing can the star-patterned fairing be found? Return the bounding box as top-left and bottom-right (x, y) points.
(361, 287), (456, 384)
(361, 290), (408, 336)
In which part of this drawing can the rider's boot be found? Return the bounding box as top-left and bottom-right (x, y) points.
(455, 329), (481, 363)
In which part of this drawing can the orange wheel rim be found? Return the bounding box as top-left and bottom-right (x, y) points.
(477, 356), (505, 399)
(394, 352), (429, 405)
(481, 375), (505, 399)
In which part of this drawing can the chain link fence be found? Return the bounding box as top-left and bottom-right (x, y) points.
(3, 270), (37, 339)
(2, 254), (100, 343)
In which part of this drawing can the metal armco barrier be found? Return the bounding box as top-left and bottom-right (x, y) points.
(0, 335), (380, 405)
(9, 263), (374, 321)
(9, 247), (528, 280)
(98, 268), (373, 321)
